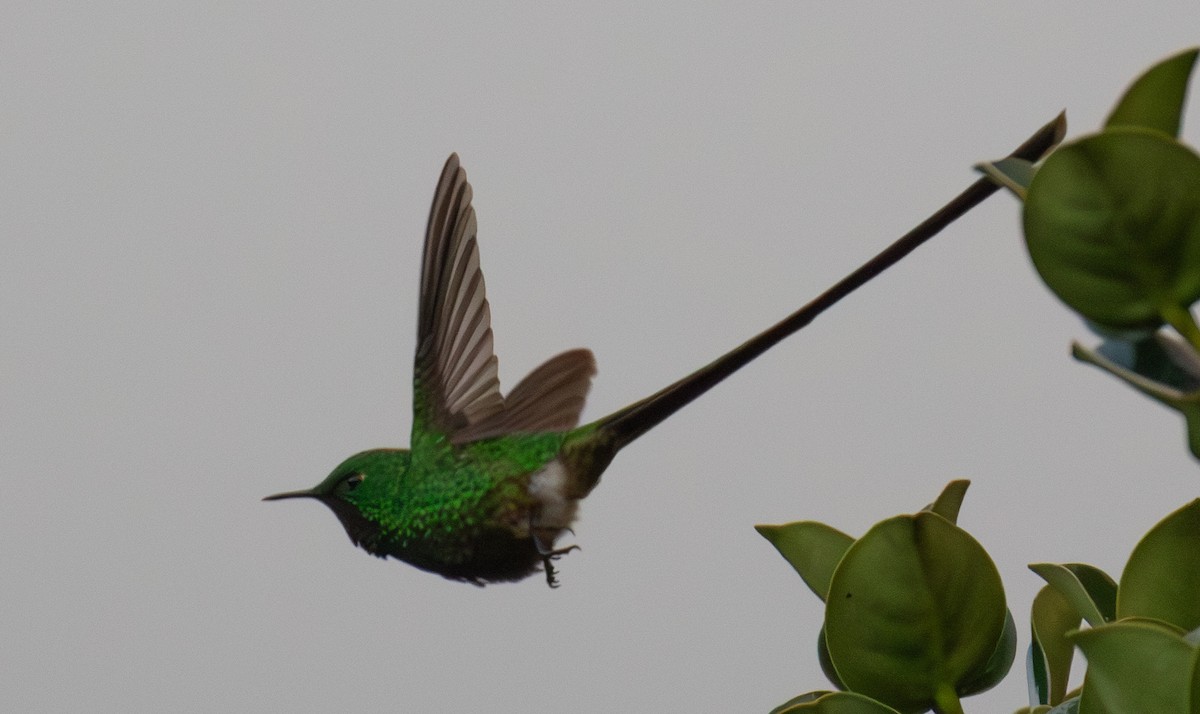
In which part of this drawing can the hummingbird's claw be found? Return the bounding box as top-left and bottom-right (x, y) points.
(538, 544), (580, 589)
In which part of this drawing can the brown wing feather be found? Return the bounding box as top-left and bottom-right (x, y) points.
(454, 349), (597, 443)
(413, 154), (503, 437)
(413, 154), (596, 445)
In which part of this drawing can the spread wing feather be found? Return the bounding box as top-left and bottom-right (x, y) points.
(453, 349), (596, 443)
(412, 155), (595, 445)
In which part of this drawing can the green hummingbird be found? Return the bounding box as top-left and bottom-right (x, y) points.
(265, 120), (1063, 587)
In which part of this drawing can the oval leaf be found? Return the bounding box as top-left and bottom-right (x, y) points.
(1028, 562), (1116, 627)
(1029, 584), (1081, 705)
(757, 521), (855, 601)
(1024, 129), (1200, 330)
(1105, 48), (1198, 137)
(772, 692), (832, 713)
(959, 607), (1017, 697)
(817, 626), (847, 691)
(824, 513), (1006, 713)
(1118, 499), (1200, 630)
(772, 691), (903, 714)
(1073, 620), (1198, 714)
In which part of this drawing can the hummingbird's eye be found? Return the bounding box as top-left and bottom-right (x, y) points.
(343, 473), (365, 491)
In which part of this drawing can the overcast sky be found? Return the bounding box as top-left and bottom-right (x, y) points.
(4, 4), (1199, 712)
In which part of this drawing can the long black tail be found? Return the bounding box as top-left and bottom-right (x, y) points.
(579, 113), (1064, 465)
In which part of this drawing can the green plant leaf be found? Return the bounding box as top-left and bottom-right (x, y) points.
(1023, 129), (1200, 331)
(1091, 333), (1200, 392)
(959, 607), (1017, 697)
(757, 521), (855, 601)
(1029, 584), (1081, 705)
(817, 626), (847, 691)
(1028, 643), (1050, 708)
(1073, 620), (1199, 714)
(1028, 562), (1117, 627)
(1105, 48), (1198, 138)
(1072, 341), (1186, 403)
(824, 512), (1005, 714)
(923, 479), (971, 525)
(771, 691), (903, 714)
(1117, 499), (1200, 631)
(1071, 341), (1200, 459)
(772, 692), (833, 713)
(975, 157), (1038, 200)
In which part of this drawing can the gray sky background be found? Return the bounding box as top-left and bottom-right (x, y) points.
(4, 4), (1199, 712)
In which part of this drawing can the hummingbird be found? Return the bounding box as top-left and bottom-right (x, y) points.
(265, 122), (1063, 587)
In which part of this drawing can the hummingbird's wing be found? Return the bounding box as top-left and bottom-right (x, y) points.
(453, 348), (596, 443)
(414, 155), (596, 445)
(413, 154), (505, 439)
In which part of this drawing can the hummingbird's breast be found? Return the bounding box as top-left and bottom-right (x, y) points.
(419, 457), (578, 585)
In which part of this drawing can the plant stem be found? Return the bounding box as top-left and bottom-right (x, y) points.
(931, 684), (967, 714)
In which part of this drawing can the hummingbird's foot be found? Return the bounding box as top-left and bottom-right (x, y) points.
(538, 544), (580, 589)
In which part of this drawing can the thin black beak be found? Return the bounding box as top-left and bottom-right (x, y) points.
(262, 488), (318, 502)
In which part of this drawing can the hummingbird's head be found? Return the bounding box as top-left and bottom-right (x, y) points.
(263, 448), (409, 555)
